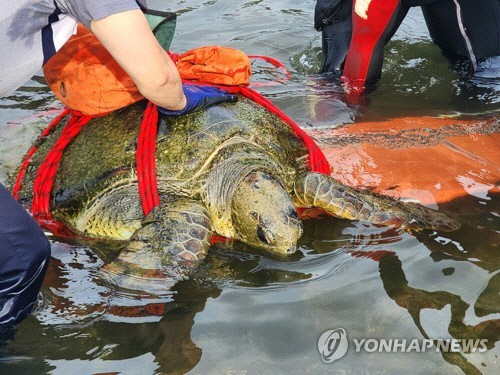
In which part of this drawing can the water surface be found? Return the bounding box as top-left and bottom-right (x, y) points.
(0, 1), (499, 374)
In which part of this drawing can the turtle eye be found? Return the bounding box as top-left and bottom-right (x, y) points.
(250, 211), (259, 221)
(289, 208), (300, 221)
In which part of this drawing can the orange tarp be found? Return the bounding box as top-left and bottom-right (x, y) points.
(311, 116), (500, 207)
(44, 26), (251, 115)
(43, 25), (144, 116)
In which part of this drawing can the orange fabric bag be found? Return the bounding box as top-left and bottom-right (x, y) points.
(43, 25), (144, 116)
(175, 46), (252, 86)
(44, 27), (252, 115)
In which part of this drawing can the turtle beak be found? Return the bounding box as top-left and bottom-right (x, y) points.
(319, 17), (352, 74)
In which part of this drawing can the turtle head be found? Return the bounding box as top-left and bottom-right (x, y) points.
(231, 171), (303, 254)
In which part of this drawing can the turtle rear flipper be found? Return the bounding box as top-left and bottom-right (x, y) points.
(103, 198), (213, 290)
(293, 172), (460, 232)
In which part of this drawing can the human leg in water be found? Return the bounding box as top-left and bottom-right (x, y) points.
(422, 0), (500, 75)
(0, 183), (51, 325)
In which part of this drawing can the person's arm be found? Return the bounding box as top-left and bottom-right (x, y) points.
(90, 9), (186, 110)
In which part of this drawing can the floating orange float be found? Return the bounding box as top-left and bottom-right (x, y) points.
(311, 116), (500, 207)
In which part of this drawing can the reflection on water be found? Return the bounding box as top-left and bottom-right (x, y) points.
(0, 1), (499, 374)
(1, 200), (498, 374)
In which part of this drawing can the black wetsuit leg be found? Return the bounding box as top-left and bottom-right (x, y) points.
(422, 0), (500, 61)
(316, 0), (353, 73)
(320, 16), (352, 74)
(0, 183), (50, 324)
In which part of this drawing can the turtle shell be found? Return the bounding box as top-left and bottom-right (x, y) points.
(18, 96), (308, 237)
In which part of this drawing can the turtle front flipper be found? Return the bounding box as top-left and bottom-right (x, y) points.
(293, 172), (460, 232)
(104, 198), (213, 288)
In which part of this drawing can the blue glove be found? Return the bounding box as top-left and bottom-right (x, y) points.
(158, 84), (238, 116)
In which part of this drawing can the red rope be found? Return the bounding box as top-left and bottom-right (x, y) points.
(12, 108), (70, 200)
(13, 108), (114, 236)
(180, 75), (330, 173)
(247, 54), (292, 86)
(13, 103), (161, 234)
(238, 86), (330, 174)
(30, 114), (93, 232)
(136, 101), (160, 216)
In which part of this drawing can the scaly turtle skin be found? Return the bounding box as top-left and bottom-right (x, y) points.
(17, 97), (459, 278)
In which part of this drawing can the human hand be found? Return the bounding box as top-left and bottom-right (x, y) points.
(158, 84), (238, 116)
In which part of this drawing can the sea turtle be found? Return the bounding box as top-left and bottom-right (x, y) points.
(17, 96), (459, 277)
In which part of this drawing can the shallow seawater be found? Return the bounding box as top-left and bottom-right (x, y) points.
(0, 1), (499, 374)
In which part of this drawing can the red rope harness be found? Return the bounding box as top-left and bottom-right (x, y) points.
(180, 83), (331, 174)
(247, 54), (292, 86)
(239, 86), (330, 174)
(12, 109), (95, 235)
(13, 72), (330, 233)
(12, 108), (70, 200)
(136, 101), (160, 215)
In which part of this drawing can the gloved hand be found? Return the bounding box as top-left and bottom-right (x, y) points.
(158, 84), (238, 116)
